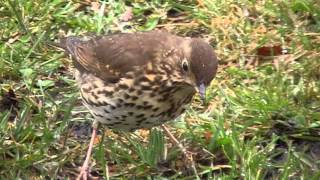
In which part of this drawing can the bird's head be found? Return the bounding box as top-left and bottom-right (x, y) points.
(178, 38), (218, 103)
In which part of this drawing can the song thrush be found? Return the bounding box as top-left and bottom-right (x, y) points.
(61, 30), (218, 179)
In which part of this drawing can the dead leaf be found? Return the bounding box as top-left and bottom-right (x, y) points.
(256, 45), (283, 56)
(204, 131), (213, 143)
(94, 135), (102, 145)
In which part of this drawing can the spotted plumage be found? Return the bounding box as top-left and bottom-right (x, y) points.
(61, 30), (218, 131)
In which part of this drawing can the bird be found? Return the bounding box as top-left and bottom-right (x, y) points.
(60, 30), (218, 179)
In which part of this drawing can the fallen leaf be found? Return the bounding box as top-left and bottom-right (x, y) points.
(204, 131), (213, 143)
(256, 45), (283, 56)
(94, 135), (102, 145)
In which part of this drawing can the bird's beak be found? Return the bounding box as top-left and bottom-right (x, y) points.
(198, 83), (206, 105)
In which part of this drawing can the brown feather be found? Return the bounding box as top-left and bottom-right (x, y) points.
(60, 30), (218, 131)
(62, 31), (187, 83)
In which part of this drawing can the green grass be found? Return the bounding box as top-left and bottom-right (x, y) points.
(1, 0), (320, 179)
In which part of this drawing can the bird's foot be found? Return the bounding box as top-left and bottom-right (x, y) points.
(77, 165), (89, 180)
(77, 121), (99, 180)
(184, 150), (195, 161)
(161, 125), (199, 176)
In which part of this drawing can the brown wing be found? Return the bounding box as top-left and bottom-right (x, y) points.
(62, 31), (181, 83)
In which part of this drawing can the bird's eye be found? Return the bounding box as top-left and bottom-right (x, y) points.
(181, 59), (189, 72)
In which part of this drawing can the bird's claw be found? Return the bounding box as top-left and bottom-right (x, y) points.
(77, 166), (89, 180)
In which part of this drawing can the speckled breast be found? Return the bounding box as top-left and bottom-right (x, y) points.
(75, 69), (195, 131)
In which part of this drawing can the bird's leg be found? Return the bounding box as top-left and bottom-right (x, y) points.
(77, 120), (99, 180)
(161, 125), (188, 155)
(161, 125), (198, 176)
